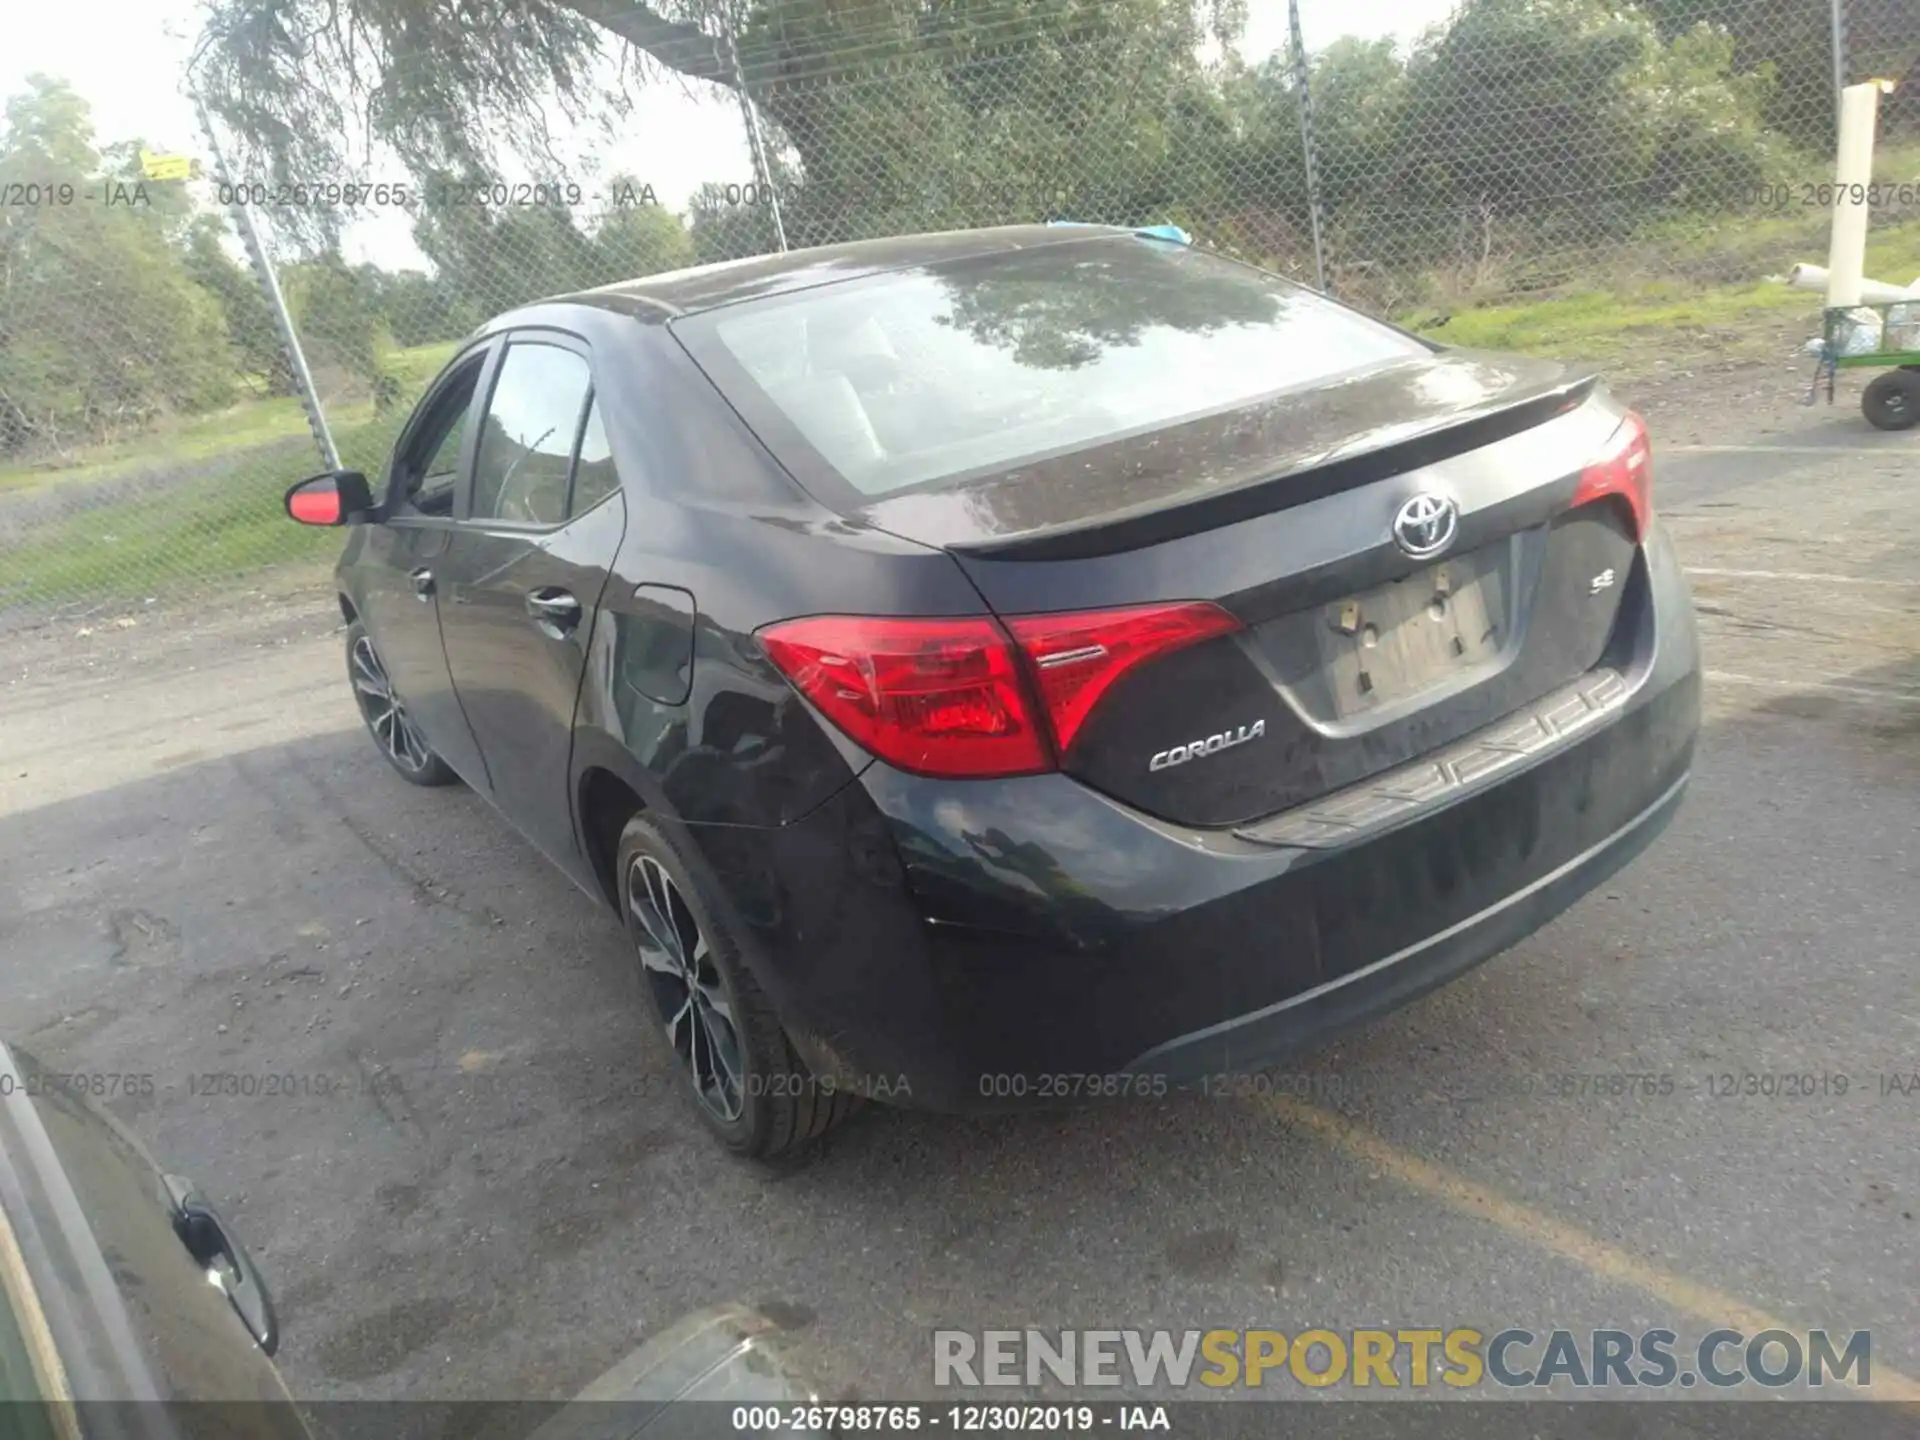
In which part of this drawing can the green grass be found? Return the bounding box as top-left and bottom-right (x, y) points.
(0, 340), (458, 497)
(0, 400), (417, 611)
(4, 467), (347, 606)
(0, 394), (318, 496)
(1417, 218), (1920, 372)
(1428, 277), (1813, 362)
(1414, 140), (1920, 367)
(0, 340), (459, 610)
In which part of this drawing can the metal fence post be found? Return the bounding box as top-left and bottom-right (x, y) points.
(1830, 0), (1849, 137)
(189, 85), (341, 471)
(725, 20), (790, 254)
(1287, 0), (1330, 295)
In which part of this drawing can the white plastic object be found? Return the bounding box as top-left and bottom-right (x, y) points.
(1823, 82), (1893, 308)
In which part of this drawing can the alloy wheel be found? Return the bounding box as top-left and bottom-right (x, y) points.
(627, 855), (746, 1124)
(350, 635), (433, 774)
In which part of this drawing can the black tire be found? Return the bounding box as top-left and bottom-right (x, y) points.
(344, 619), (459, 787)
(616, 813), (859, 1159)
(1862, 369), (1920, 431)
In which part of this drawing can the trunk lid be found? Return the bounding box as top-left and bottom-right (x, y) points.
(848, 349), (1591, 558)
(857, 351), (1642, 829)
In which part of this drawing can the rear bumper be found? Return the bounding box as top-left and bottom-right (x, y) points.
(1122, 765), (1688, 1084)
(696, 527), (1700, 1114)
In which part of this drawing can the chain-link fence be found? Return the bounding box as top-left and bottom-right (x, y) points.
(1, 0), (1915, 625)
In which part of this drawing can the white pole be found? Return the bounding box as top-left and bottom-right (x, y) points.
(1787, 263), (1920, 304)
(1824, 82), (1889, 309)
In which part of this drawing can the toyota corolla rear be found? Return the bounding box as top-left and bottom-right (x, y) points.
(670, 227), (1702, 1112)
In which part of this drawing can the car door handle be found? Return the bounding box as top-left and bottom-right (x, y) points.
(410, 567), (435, 600)
(526, 588), (582, 634)
(165, 1177), (280, 1357)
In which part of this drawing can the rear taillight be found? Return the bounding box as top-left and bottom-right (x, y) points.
(758, 602), (1241, 779)
(1572, 411), (1653, 540)
(757, 616), (1050, 778)
(1003, 603), (1243, 755)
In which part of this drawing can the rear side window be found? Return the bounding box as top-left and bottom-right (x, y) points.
(673, 237), (1427, 499)
(471, 342), (593, 526)
(569, 398), (618, 514)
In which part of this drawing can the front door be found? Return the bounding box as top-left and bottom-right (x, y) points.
(436, 336), (627, 877)
(352, 344), (497, 791)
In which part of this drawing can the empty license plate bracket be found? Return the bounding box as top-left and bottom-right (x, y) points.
(1320, 557), (1505, 717)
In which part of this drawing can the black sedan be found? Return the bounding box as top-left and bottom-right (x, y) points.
(286, 224), (1701, 1158)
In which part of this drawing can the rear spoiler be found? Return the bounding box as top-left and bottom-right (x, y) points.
(948, 373), (1600, 563)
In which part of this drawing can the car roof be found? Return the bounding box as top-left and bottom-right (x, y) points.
(539, 223), (1131, 320)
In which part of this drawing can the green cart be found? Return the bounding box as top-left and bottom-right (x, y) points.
(1815, 299), (1920, 429)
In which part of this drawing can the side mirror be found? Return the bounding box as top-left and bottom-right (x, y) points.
(284, 471), (375, 527)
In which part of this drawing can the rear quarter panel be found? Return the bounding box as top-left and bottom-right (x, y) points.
(567, 319), (990, 835)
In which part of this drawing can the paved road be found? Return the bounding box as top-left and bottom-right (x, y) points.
(0, 392), (1915, 1415)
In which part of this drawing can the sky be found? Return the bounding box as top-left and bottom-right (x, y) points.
(4, 0), (1457, 271)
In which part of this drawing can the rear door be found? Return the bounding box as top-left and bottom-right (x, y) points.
(352, 343), (496, 791)
(436, 333), (627, 878)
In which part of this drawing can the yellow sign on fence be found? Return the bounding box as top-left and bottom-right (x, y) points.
(138, 149), (194, 182)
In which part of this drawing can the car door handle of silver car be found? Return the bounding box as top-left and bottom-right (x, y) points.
(409, 567), (434, 600)
(526, 588), (582, 633)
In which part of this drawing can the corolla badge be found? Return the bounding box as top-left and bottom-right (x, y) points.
(1392, 492), (1459, 559)
(1150, 720), (1266, 773)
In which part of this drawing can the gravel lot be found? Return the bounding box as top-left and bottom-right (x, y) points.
(1, 359), (1915, 1420)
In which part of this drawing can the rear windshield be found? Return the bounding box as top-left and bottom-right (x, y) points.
(671, 236), (1429, 500)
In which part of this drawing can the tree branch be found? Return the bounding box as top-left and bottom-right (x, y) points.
(555, 0), (734, 87)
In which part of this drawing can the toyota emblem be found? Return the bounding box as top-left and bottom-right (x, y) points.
(1391, 492), (1459, 559)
